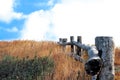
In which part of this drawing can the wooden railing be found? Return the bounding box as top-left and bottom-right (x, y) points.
(58, 36), (115, 80)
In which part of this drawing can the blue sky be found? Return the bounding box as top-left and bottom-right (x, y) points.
(14, 0), (59, 14)
(0, 0), (59, 40)
(0, 0), (120, 46)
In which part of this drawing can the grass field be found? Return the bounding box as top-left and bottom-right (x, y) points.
(0, 40), (120, 80)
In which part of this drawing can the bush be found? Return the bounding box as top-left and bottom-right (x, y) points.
(0, 55), (54, 80)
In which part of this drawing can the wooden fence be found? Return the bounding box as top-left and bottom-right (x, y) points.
(58, 36), (115, 80)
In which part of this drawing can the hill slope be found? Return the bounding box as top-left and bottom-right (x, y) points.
(0, 40), (120, 80)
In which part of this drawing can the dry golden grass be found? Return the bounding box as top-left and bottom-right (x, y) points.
(115, 47), (120, 65)
(115, 47), (120, 80)
(0, 40), (120, 80)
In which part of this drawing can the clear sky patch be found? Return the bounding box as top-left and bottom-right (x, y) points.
(14, 0), (59, 14)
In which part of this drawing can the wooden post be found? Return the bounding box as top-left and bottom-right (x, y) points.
(70, 36), (74, 53)
(59, 38), (62, 42)
(62, 38), (67, 43)
(62, 38), (67, 52)
(95, 37), (115, 80)
(76, 36), (82, 56)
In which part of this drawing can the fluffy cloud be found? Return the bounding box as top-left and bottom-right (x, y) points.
(21, 10), (53, 40)
(0, 0), (24, 23)
(51, 0), (120, 44)
(21, 0), (120, 45)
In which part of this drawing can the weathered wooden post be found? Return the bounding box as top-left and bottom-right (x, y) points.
(59, 38), (63, 52)
(70, 36), (74, 53)
(59, 38), (67, 52)
(95, 37), (115, 80)
(76, 36), (82, 56)
(59, 38), (62, 42)
(62, 38), (67, 52)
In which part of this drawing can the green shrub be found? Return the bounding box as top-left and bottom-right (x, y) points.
(0, 55), (54, 80)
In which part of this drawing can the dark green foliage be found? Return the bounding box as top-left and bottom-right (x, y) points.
(0, 55), (54, 80)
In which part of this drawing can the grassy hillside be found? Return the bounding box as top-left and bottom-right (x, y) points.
(0, 40), (120, 80)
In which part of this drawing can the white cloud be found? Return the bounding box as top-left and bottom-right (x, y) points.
(0, 0), (24, 23)
(21, 10), (52, 40)
(61, 0), (104, 3)
(51, 0), (120, 45)
(21, 0), (120, 46)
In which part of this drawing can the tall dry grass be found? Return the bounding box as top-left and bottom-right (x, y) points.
(115, 47), (120, 65)
(0, 40), (120, 80)
(115, 47), (120, 80)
